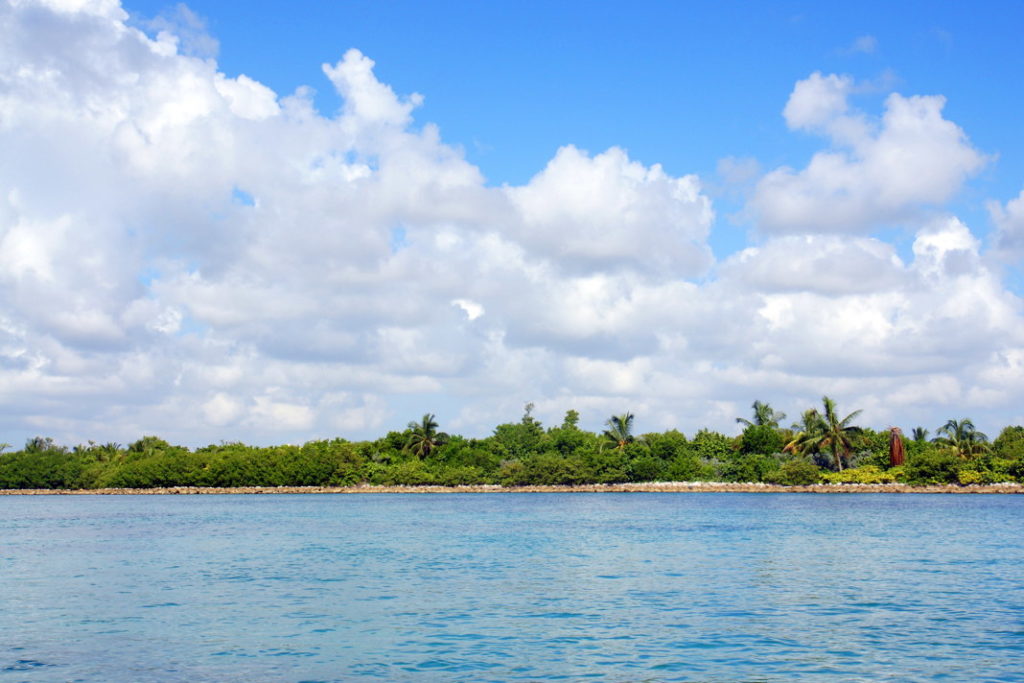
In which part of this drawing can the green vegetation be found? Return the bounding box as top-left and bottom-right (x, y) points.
(932, 418), (989, 458)
(2, 401), (1023, 490)
(783, 396), (862, 471)
(404, 413), (448, 459)
(736, 400), (786, 429)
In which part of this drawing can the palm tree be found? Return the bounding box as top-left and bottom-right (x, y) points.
(785, 397), (861, 470)
(816, 397), (863, 471)
(602, 413), (635, 452)
(933, 418), (989, 458)
(736, 400), (786, 428)
(783, 409), (826, 456)
(814, 396), (863, 471)
(911, 427), (929, 443)
(404, 413), (448, 459)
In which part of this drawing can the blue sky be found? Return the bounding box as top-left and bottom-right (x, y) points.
(125, 8), (1017, 172)
(1, 0), (1024, 446)
(122, 0), (1024, 264)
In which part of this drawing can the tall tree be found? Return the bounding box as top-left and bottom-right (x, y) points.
(933, 418), (989, 458)
(602, 413), (635, 452)
(404, 413), (448, 459)
(816, 397), (863, 471)
(784, 409), (826, 457)
(736, 400), (786, 428)
(785, 398), (861, 470)
(911, 427), (930, 443)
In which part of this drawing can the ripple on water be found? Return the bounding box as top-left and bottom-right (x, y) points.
(1, 493), (1022, 681)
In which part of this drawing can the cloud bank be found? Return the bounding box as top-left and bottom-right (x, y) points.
(1, 0), (1022, 445)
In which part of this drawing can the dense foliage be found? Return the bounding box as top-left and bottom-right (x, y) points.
(2, 400), (1023, 489)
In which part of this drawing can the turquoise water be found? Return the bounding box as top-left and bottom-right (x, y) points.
(1, 493), (1022, 682)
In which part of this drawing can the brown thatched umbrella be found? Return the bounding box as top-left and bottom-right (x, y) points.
(889, 427), (905, 467)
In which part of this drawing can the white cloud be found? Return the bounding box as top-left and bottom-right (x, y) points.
(783, 72), (854, 132)
(505, 145), (714, 277)
(325, 392), (389, 432)
(139, 2), (219, 59)
(720, 234), (905, 296)
(202, 392), (243, 427)
(0, 1), (1021, 448)
(323, 49), (423, 128)
(753, 72), (987, 234)
(249, 395), (315, 431)
(451, 299), (484, 321)
(841, 35), (878, 56)
(988, 188), (1024, 261)
(14, 0), (124, 17)
(213, 74), (279, 120)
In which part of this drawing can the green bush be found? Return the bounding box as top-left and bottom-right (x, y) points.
(98, 450), (205, 488)
(665, 453), (715, 481)
(497, 460), (527, 487)
(643, 430), (688, 461)
(848, 449), (890, 469)
(488, 415), (544, 460)
(582, 449), (630, 484)
(993, 426), (1024, 460)
(436, 466), (487, 486)
(768, 459), (822, 486)
(543, 423), (594, 457)
(850, 428), (892, 465)
(376, 459), (437, 486)
(430, 439), (500, 473)
(523, 453), (587, 485)
(821, 465), (897, 484)
(4, 419), (1021, 491)
(958, 452), (1019, 484)
(202, 450), (268, 487)
(740, 425), (783, 456)
(720, 453), (780, 483)
(903, 451), (961, 485)
(689, 429), (735, 461)
(497, 453), (586, 486)
(627, 454), (667, 482)
(957, 469), (984, 485)
(0, 449), (87, 489)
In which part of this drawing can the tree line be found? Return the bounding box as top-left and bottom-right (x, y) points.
(2, 397), (1023, 490)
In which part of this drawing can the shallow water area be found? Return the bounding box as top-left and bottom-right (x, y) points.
(1, 493), (1022, 681)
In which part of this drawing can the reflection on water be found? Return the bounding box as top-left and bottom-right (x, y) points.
(1, 493), (1022, 681)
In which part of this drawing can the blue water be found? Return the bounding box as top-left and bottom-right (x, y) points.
(1, 493), (1022, 682)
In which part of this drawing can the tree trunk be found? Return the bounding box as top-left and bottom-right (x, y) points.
(889, 427), (905, 467)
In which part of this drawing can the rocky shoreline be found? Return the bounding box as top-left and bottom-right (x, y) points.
(1, 482), (1022, 495)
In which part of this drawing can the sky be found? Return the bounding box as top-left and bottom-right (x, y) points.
(2, 0), (1024, 447)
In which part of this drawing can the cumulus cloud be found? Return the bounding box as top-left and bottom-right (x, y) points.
(0, 0), (1022, 447)
(988, 188), (1024, 261)
(782, 72), (855, 132)
(505, 145), (714, 277)
(137, 2), (219, 59)
(723, 218), (1023, 405)
(720, 235), (906, 296)
(752, 72), (987, 234)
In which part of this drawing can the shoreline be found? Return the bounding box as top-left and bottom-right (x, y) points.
(1, 482), (1022, 495)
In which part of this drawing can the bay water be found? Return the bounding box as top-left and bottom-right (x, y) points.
(1, 493), (1022, 681)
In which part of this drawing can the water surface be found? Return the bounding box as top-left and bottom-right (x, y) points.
(1, 493), (1022, 681)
